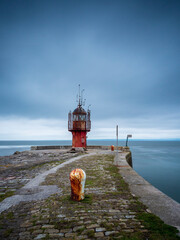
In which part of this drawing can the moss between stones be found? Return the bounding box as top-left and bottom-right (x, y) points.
(6, 212), (14, 220)
(3, 228), (13, 238)
(104, 164), (129, 192)
(100, 221), (113, 231)
(137, 212), (180, 240)
(87, 230), (95, 238)
(61, 194), (93, 204)
(54, 219), (77, 230)
(76, 227), (85, 235)
(0, 191), (15, 202)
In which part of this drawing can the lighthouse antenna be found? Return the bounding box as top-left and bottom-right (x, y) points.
(81, 89), (85, 106)
(78, 84), (81, 107)
(88, 104), (91, 110)
(83, 98), (86, 106)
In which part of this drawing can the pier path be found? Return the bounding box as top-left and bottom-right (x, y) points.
(0, 149), (179, 240)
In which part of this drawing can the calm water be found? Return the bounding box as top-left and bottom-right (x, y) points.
(0, 140), (180, 203)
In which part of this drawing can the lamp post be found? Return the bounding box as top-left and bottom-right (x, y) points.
(126, 134), (132, 147)
(116, 125), (118, 152)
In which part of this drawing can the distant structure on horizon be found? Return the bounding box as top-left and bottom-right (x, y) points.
(68, 85), (91, 149)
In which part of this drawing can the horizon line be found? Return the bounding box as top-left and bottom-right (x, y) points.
(0, 138), (180, 141)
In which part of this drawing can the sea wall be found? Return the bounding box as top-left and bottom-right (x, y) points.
(31, 145), (71, 150)
(125, 151), (132, 167)
(31, 145), (129, 151)
(115, 151), (180, 232)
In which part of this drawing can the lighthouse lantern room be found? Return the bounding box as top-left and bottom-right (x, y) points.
(68, 85), (91, 149)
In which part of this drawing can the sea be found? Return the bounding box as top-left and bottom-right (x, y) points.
(0, 140), (180, 204)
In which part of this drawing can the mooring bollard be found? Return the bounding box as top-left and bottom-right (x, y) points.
(69, 168), (86, 201)
(111, 145), (114, 151)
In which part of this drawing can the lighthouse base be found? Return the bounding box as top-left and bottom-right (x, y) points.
(72, 131), (87, 148)
(69, 147), (87, 153)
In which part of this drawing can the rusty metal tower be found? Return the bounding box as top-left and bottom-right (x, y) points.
(68, 85), (91, 148)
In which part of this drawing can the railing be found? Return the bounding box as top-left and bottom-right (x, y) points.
(68, 111), (91, 131)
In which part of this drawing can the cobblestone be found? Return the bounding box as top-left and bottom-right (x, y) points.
(95, 227), (106, 232)
(105, 231), (119, 236)
(32, 230), (44, 234)
(86, 224), (99, 229)
(60, 229), (73, 233)
(73, 226), (85, 231)
(42, 224), (55, 228)
(65, 232), (77, 237)
(49, 232), (65, 237)
(44, 228), (59, 234)
(34, 234), (46, 240)
(94, 232), (104, 237)
(19, 231), (31, 237)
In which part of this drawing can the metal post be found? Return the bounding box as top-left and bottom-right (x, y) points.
(126, 134), (132, 147)
(116, 125), (118, 152)
(126, 136), (128, 147)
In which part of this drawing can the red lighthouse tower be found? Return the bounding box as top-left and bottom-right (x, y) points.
(68, 86), (91, 149)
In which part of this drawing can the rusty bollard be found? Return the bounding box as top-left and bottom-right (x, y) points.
(111, 145), (114, 151)
(70, 168), (86, 201)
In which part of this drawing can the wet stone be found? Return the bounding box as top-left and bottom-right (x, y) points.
(44, 228), (59, 234)
(49, 233), (65, 237)
(122, 229), (134, 233)
(34, 234), (47, 240)
(73, 226), (85, 232)
(60, 229), (73, 233)
(86, 224), (99, 229)
(96, 227), (106, 232)
(94, 232), (104, 237)
(105, 231), (119, 236)
(18, 229), (29, 234)
(32, 230), (43, 235)
(27, 225), (42, 230)
(125, 215), (135, 219)
(57, 214), (66, 218)
(20, 221), (32, 228)
(65, 232), (76, 238)
(42, 224), (55, 229)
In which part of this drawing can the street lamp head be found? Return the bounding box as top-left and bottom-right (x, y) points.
(127, 134), (132, 138)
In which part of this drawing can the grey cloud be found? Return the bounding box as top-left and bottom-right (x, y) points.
(0, 0), (180, 129)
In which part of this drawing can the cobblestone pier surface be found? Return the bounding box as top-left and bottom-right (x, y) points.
(0, 149), (179, 240)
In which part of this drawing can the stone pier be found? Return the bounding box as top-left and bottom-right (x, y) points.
(0, 148), (179, 239)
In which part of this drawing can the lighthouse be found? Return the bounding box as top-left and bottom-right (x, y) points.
(68, 85), (91, 149)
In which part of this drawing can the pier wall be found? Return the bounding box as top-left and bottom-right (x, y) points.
(115, 151), (180, 231)
(31, 145), (129, 151)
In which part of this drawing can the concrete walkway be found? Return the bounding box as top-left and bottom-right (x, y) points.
(0, 152), (96, 213)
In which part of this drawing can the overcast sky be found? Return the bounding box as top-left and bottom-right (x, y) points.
(0, 0), (180, 140)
